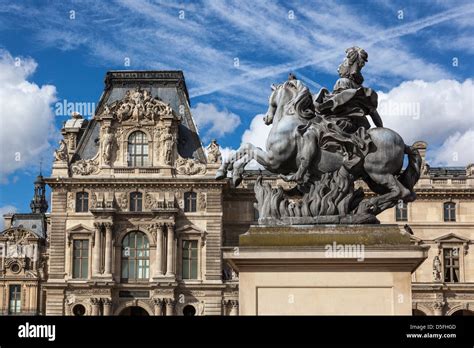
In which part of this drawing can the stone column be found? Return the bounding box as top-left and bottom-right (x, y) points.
(433, 302), (445, 316)
(166, 224), (175, 277)
(230, 300), (239, 316)
(155, 224), (164, 277)
(104, 222), (113, 276)
(102, 298), (112, 316)
(153, 298), (163, 316)
(92, 223), (102, 276)
(91, 298), (101, 316)
(165, 298), (175, 316)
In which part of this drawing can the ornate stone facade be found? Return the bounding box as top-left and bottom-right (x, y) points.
(1, 71), (472, 316)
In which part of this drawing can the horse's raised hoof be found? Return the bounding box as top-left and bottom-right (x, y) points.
(215, 169), (227, 180)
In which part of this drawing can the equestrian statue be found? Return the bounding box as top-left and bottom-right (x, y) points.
(216, 47), (421, 224)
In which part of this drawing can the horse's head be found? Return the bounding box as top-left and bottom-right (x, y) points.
(263, 80), (299, 125)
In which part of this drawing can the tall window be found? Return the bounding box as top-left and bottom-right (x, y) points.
(8, 285), (21, 314)
(76, 192), (89, 212)
(121, 232), (149, 281)
(443, 248), (460, 282)
(182, 240), (198, 279)
(73, 240), (89, 279)
(130, 192), (143, 212)
(184, 192), (197, 212)
(444, 202), (456, 222)
(128, 131), (149, 167)
(395, 201), (408, 221)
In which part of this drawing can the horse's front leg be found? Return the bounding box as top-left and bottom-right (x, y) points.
(230, 143), (275, 187)
(215, 144), (249, 180)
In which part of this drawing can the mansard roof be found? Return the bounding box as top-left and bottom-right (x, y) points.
(1, 213), (46, 239)
(74, 70), (205, 163)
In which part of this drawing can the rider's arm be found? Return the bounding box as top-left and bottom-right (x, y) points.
(370, 109), (383, 127)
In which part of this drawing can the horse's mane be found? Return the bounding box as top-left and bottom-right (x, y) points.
(291, 80), (315, 119)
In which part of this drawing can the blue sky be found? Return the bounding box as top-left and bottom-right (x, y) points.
(0, 0), (473, 215)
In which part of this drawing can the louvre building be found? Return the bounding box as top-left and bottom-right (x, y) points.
(1, 71), (473, 316)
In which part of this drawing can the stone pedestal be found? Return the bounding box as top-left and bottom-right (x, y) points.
(224, 224), (428, 315)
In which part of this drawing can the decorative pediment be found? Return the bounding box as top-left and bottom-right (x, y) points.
(434, 233), (470, 244)
(0, 228), (39, 244)
(66, 224), (95, 234)
(175, 223), (207, 241)
(98, 87), (175, 124)
(434, 233), (470, 255)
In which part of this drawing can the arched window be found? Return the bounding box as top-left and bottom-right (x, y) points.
(130, 192), (143, 212)
(395, 201), (408, 221)
(128, 131), (149, 167)
(444, 202), (456, 222)
(121, 232), (149, 282)
(76, 191), (89, 212)
(184, 192), (197, 212)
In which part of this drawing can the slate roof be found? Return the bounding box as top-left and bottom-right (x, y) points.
(74, 70), (205, 163)
(1, 213), (46, 239)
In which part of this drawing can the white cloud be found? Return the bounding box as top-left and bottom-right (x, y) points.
(377, 79), (474, 166)
(0, 205), (17, 230)
(241, 114), (270, 150)
(0, 50), (57, 182)
(191, 102), (241, 141)
(429, 129), (474, 166)
(235, 79), (474, 169)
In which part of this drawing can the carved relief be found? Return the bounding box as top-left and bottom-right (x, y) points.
(67, 192), (75, 212)
(118, 192), (128, 210)
(198, 192), (206, 211)
(71, 158), (99, 175)
(145, 193), (157, 209)
(99, 87), (173, 123)
(90, 193), (97, 209)
(175, 156), (206, 175)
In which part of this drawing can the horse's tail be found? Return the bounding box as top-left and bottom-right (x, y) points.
(398, 144), (422, 201)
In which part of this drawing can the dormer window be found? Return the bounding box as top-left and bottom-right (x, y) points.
(395, 201), (408, 221)
(127, 131), (148, 167)
(130, 192), (143, 212)
(184, 192), (197, 212)
(443, 248), (460, 282)
(443, 202), (456, 222)
(76, 191), (89, 212)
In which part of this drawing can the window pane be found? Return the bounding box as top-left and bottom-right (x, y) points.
(183, 260), (189, 279)
(191, 259), (198, 279)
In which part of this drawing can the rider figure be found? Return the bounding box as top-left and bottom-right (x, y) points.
(313, 46), (383, 133)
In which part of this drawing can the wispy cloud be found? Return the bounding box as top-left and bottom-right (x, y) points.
(1, 0), (471, 107)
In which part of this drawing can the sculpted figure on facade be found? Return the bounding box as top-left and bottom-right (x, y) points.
(433, 256), (442, 282)
(54, 139), (69, 162)
(102, 126), (115, 166)
(216, 47), (421, 225)
(176, 156), (207, 175)
(101, 87), (173, 124)
(206, 139), (222, 164)
(160, 128), (174, 165)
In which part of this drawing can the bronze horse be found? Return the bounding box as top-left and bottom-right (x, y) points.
(216, 79), (421, 216)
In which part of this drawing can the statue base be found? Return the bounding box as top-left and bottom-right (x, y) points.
(258, 213), (379, 225)
(224, 224), (428, 315)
